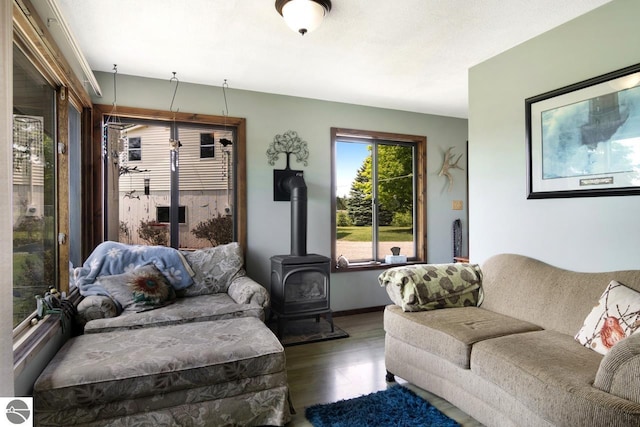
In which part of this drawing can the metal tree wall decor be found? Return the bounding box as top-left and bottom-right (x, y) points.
(267, 130), (309, 168)
(268, 130), (309, 201)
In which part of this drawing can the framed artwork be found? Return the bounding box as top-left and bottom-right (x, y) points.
(526, 63), (640, 199)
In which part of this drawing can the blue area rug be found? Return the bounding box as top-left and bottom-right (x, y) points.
(305, 385), (460, 427)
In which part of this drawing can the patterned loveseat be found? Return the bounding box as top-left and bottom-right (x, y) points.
(34, 242), (291, 426)
(380, 255), (640, 427)
(74, 241), (270, 332)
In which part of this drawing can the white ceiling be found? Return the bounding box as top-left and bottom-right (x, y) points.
(52, 0), (611, 118)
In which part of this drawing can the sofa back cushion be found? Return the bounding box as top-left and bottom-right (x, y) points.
(480, 254), (640, 336)
(180, 242), (245, 296)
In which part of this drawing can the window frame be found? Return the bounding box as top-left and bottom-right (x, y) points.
(199, 132), (215, 158)
(156, 205), (186, 224)
(330, 127), (427, 272)
(92, 105), (248, 252)
(127, 136), (142, 161)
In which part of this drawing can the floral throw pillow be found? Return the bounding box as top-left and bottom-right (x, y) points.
(98, 264), (175, 312)
(575, 280), (640, 355)
(128, 266), (175, 306)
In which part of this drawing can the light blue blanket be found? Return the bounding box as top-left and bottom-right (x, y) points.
(76, 241), (195, 297)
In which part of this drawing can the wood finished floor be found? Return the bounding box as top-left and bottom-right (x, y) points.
(284, 310), (484, 426)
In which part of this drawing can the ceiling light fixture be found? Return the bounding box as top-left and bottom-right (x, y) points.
(275, 0), (331, 36)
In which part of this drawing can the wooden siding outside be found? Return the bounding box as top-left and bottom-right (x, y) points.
(114, 123), (235, 248)
(118, 125), (234, 193)
(118, 190), (230, 249)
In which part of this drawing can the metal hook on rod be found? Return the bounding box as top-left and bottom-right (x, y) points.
(222, 79), (229, 117)
(112, 64), (118, 108)
(168, 72), (181, 151)
(169, 72), (180, 113)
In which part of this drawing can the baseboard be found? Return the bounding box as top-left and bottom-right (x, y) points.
(332, 305), (386, 318)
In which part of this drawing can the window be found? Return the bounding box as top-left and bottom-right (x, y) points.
(95, 105), (245, 250)
(10, 0), (95, 384)
(157, 206), (186, 224)
(331, 128), (426, 270)
(128, 137), (141, 161)
(12, 45), (57, 327)
(200, 133), (215, 158)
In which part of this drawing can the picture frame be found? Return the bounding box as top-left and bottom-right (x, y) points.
(526, 63), (640, 199)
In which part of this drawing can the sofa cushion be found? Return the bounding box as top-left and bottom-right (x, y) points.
(180, 242), (245, 296)
(575, 280), (640, 355)
(384, 305), (542, 368)
(83, 293), (264, 333)
(98, 264), (176, 312)
(34, 317), (286, 414)
(379, 263), (482, 312)
(471, 329), (640, 426)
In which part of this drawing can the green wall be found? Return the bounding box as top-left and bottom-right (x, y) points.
(92, 72), (469, 310)
(469, 0), (640, 270)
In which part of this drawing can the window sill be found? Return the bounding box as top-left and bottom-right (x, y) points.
(13, 315), (62, 378)
(332, 260), (425, 273)
(13, 287), (78, 378)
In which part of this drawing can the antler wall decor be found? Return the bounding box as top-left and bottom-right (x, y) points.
(438, 147), (464, 192)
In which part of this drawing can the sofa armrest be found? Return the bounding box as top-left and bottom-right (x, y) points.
(594, 332), (640, 404)
(228, 274), (270, 308)
(75, 295), (119, 327)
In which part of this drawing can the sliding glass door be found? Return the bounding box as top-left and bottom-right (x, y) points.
(12, 45), (57, 326)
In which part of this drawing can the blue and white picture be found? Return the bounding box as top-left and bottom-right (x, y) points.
(541, 85), (640, 180)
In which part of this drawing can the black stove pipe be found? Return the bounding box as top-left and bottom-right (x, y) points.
(284, 174), (307, 256)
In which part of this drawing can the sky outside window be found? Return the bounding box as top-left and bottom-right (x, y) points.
(336, 142), (370, 197)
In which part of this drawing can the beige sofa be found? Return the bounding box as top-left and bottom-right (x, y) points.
(34, 242), (291, 427)
(381, 254), (640, 427)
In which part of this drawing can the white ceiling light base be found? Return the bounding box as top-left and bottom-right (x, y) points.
(275, 0), (331, 35)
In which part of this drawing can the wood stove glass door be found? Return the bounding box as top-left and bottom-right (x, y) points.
(283, 268), (329, 312)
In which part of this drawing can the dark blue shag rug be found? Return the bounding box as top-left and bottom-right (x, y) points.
(305, 385), (460, 427)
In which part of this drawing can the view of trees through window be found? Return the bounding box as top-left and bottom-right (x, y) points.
(334, 132), (420, 265)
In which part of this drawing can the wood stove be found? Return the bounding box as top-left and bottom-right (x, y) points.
(270, 172), (333, 338)
(270, 254), (332, 337)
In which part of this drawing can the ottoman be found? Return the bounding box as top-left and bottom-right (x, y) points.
(34, 317), (290, 426)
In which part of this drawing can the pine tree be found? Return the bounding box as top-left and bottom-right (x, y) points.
(348, 158), (373, 226)
(346, 145), (413, 227)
